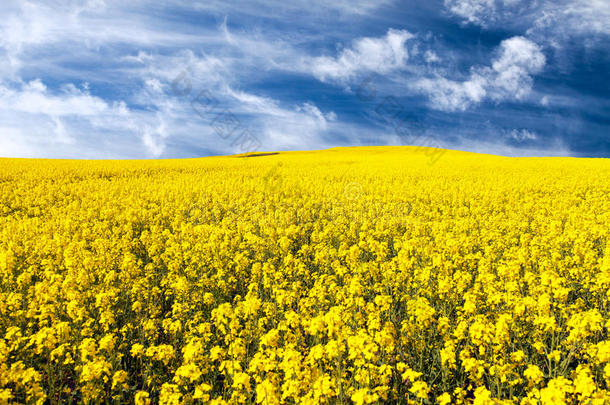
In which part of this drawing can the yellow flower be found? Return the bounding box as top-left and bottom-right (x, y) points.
(524, 365), (544, 385)
(193, 383), (212, 400)
(437, 392), (451, 405)
(174, 364), (202, 384)
(473, 386), (493, 405)
(351, 388), (378, 405)
(233, 372), (251, 390)
(145, 344), (175, 365)
(112, 370), (129, 390)
(510, 350), (526, 363)
(256, 379), (279, 405)
(573, 365), (596, 400)
(540, 377), (573, 405)
(159, 383), (181, 405)
(131, 343), (145, 357)
(134, 391), (151, 405)
(99, 333), (116, 353)
(401, 367), (423, 383)
(409, 381), (430, 400)
(80, 359), (111, 383)
(203, 292), (215, 305)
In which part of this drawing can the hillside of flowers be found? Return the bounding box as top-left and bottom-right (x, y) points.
(1, 146), (610, 404)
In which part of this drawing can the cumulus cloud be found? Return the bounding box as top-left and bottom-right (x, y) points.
(415, 36), (546, 111)
(309, 29), (415, 82)
(489, 36), (546, 98)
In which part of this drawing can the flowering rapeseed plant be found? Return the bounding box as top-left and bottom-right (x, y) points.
(1, 146), (610, 403)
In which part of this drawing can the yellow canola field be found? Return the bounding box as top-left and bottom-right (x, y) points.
(1, 146), (610, 404)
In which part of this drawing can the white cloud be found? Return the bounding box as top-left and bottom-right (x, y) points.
(530, 0), (610, 37)
(443, 0), (496, 26)
(415, 36), (545, 111)
(141, 116), (169, 157)
(0, 79), (154, 158)
(0, 0), (582, 159)
(509, 129), (538, 141)
(222, 87), (338, 151)
(309, 29), (415, 82)
(0, 79), (110, 117)
(492, 36), (546, 73)
(0, 127), (40, 158)
(416, 75), (487, 112)
(489, 36), (546, 99)
(424, 50), (441, 63)
(444, 0), (610, 37)
(0, 0), (397, 158)
(0, 1), (211, 83)
(51, 117), (74, 145)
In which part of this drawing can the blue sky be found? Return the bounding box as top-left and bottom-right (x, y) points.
(0, 0), (608, 159)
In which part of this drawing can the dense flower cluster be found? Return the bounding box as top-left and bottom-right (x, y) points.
(1, 146), (610, 404)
